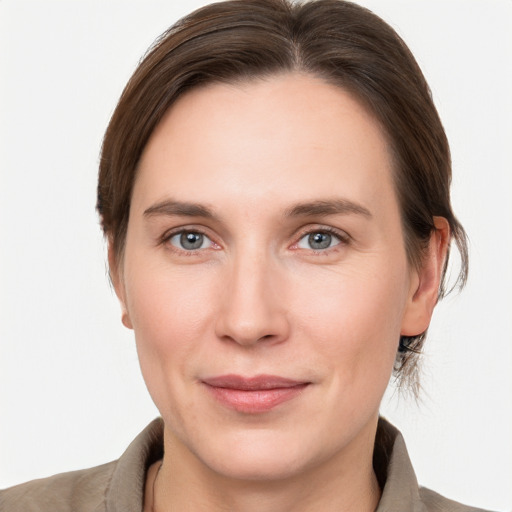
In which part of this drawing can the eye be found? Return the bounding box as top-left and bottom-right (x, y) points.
(296, 230), (343, 251)
(168, 231), (213, 251)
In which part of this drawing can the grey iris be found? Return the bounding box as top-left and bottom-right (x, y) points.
(309, 232), (331, 250)
(181, 232), (203, 250)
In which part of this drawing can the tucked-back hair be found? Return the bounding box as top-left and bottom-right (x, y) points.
(97, 0), (468, 389)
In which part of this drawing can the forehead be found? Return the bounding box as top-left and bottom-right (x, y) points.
(134, 73), (396, 216)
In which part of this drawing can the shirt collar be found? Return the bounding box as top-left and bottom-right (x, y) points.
(374, 417), (427, 512)
(106, 417), (425, 512)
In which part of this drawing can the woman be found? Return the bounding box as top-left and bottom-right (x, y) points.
(1, 1), (502, 511)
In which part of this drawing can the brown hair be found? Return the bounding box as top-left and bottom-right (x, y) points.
(97, 0), (468, 388)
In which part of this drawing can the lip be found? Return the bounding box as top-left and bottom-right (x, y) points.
(202, 374), (310, 414)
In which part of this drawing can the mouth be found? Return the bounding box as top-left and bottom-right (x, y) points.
(201, 374), (310, 414)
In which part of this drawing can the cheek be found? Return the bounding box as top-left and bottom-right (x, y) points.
(125, 250), (217, 335)
(291, 260), (409, 387)
(123, 257), (219, 406)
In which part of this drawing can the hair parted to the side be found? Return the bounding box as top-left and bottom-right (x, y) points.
(97, 0), (468, 392)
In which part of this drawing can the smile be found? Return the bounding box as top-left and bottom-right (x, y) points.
(201, 374), (310, 414)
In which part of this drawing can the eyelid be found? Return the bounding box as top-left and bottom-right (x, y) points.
(159, 225), (221, 252)
(158, 223), (350, 254)
(290, 225), (351, 251)
(169, 231), (212, 251)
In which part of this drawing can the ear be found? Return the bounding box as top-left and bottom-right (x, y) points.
(401, 217), (450, 337)
(108, 241), (133, 330)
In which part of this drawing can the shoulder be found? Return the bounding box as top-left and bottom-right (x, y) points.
(375, 418), (496, 512)
(1, 419), (164, 512)
(0, 461), (117, 512)
(419, 487), (495, 512)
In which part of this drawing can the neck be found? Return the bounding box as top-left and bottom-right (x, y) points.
(148, 421), (381, 512)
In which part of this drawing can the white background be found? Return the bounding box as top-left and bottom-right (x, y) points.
(1, 1), (511, 510)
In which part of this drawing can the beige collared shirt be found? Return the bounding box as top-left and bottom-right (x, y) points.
(0, 418), (493, 511)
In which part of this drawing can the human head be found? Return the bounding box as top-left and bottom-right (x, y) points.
(97, 0), (468, 387)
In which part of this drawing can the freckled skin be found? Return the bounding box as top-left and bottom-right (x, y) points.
(112, 73), (447, 512)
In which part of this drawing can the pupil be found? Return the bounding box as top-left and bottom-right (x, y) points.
(309, 232), (331, 250)
(181, 232), (203, 250)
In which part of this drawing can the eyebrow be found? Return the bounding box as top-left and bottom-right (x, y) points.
(285, 199), (372, 219)
(143, 198), (372, 220)
(144, 200), (215, 219)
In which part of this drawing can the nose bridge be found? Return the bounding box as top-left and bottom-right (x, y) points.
(216, 243), (288, 346)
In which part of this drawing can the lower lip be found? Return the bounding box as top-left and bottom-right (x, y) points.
(204, 384), (309, 413)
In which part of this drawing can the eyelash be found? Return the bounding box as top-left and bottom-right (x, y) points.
(159, 227), (219, 255)
(159, 225), (350, 255)
(292, 226), (350, 255)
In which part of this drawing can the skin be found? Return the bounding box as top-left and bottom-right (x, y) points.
(110, 73), (449, 512)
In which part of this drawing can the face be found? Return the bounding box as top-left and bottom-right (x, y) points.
(113, 73), (439, 481)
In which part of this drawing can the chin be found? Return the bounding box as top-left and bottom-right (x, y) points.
(203, 439), (310, 482)
(183, 423), (343, 483)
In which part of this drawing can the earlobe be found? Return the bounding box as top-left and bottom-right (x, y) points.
(108, 241), (133, 330)
(401, 217), (450, 337)
(121, 311), (133, 329)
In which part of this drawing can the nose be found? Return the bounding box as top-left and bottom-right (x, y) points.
(214, 251), (290, 347)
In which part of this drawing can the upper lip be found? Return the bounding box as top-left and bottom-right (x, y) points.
(202, 374), (309, 390)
